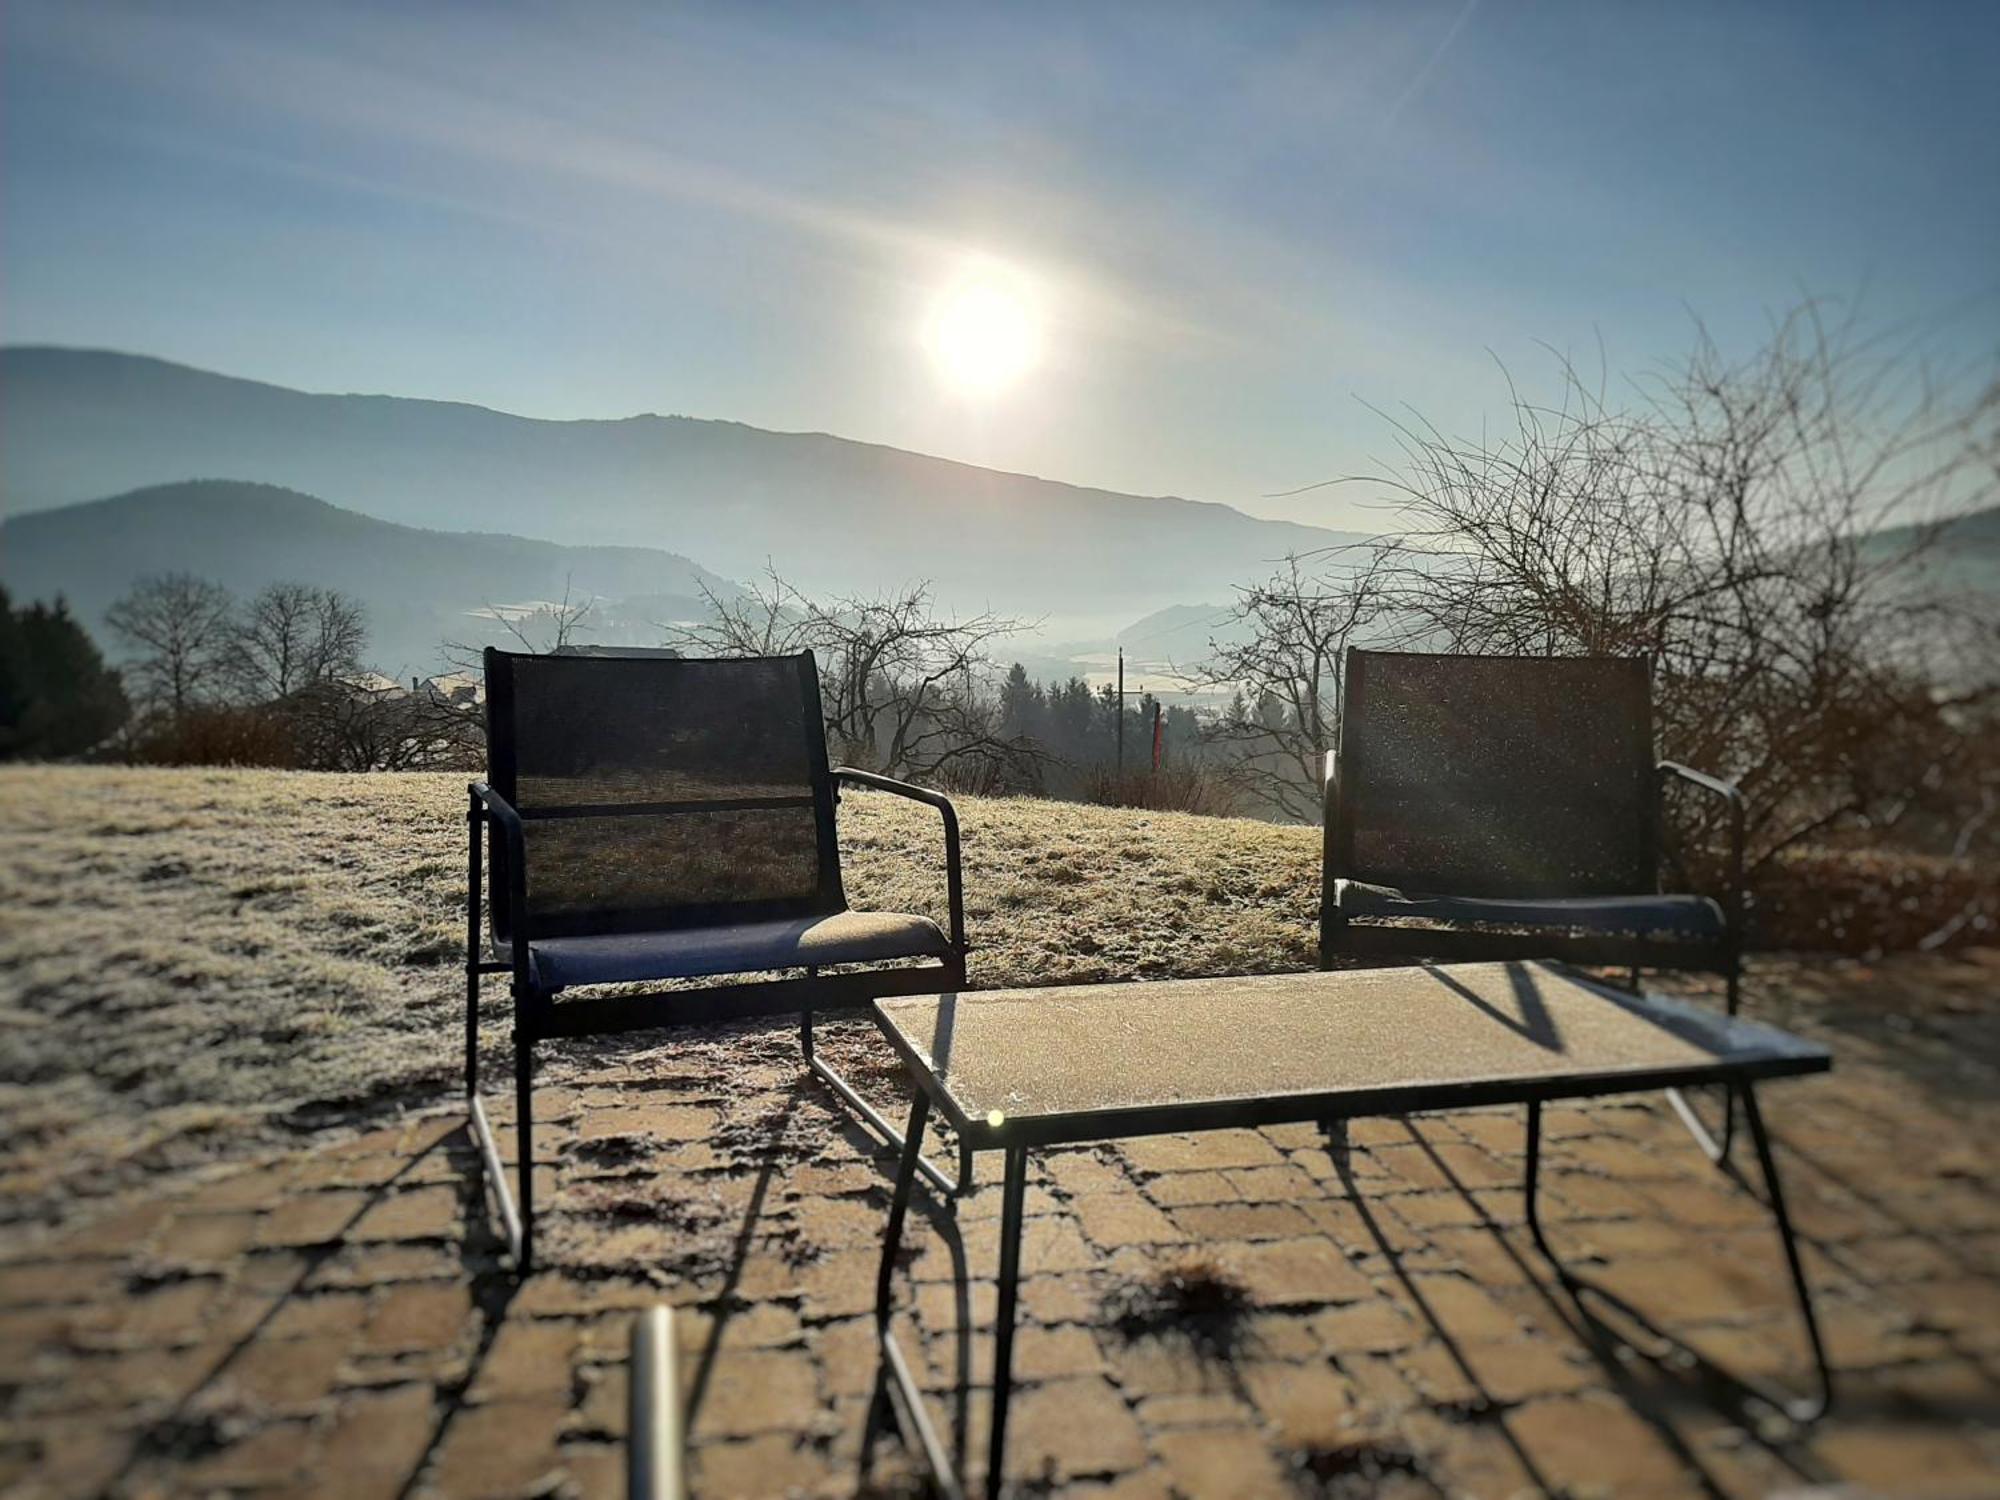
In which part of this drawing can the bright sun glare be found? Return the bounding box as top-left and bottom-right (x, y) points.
(926, 266), (1042, 397)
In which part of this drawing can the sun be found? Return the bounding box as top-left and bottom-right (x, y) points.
(926, 265), (1042, 397)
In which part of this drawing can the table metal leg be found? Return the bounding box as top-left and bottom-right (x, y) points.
(875, 1092), (932, 1323)
(1738, 1084), (1834, 1422)
(986, 1145), (1028, 1500)
(867, 1092), (966, 1500)
(1524, 1090), (1833, 1424)
(868, 1115), (1028, 1500)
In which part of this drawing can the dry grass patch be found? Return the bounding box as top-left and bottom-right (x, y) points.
(1102, 1254), (1257, 1360)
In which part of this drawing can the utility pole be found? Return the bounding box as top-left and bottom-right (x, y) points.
(1116, 648), (1125, 772)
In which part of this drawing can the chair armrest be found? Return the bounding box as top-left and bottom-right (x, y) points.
(1657, 761), (1745, 950)
(469, 781), (530, 983)
(832, 768), (966, 952)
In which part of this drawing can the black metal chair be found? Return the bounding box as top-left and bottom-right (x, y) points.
(466, 648), (968, 1271)
(1320, 648), (1746, 1158)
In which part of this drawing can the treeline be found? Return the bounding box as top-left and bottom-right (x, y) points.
(0, 572), (480, 770)
(661, 569), (1236, 811)
(1, 569), (1235, 811)
(992, 664), (1217, 806)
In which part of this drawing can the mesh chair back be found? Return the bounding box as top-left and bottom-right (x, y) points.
(1333, 649), (1657, 897)
(485, 649), (842, 941)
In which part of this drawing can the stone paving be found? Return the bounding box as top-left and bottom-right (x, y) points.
(1, 956), (1997, 1499)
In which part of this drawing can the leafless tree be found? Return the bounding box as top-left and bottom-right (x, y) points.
(1189, 550), (1392, 822)
(232, 583), (366, 700)
(669, 569), (1043, 784)
(1318, 300), (1995, 868)
(105, 572), (238, 719)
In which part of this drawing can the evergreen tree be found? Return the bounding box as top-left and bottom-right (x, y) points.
(0, 589), (129, 759)
(998, 662), (1044, 742)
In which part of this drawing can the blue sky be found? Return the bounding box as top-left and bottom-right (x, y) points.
(5, 0), (1995, 527)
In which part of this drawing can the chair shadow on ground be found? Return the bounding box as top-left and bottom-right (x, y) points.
(679, 1085), (799, 1434)
(1425, 961), (1566, 1052)
(856, 1178), (972, 1490)
(610, 1027), (940, 1446)
(1326, 1119), (1565, 1497)
(1356, 1113), (1843, 1493)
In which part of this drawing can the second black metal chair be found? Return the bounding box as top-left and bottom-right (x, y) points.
(466, 648), (968, 1271)
(1320, 648), (1746, 1158)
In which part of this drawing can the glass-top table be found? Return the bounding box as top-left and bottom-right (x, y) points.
(862, 962), (1833, 1499)
(872, 960), (1827, 1150)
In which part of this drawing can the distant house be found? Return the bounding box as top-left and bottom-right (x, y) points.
(418, 673), (482, 705)
(340, 671), (407, 699)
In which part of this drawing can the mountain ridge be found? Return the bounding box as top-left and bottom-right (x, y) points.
(0, 480), (741, 676)
(0, 346), (1366, 630)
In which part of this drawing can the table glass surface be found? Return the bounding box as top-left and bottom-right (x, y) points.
(874, 962), (1828, 1137)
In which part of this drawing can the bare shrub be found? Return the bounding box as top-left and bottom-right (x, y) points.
(1078, 763), (1233, 816)
(127, 703), (302, 767)
(1289, 301), (1997, 872)
(1751, 846), (1998, 954)
(285, 680), (482, 772)
(668, 568), (1046, 786)
(1224, 302), (1992, 880)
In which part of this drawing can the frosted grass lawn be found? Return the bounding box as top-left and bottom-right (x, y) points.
(7, 766), (1991, 1247)
(0, 767), (1320, 1232)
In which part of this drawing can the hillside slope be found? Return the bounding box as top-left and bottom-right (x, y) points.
(0, 347), (1366, 624)
(0, 481), (740, 674)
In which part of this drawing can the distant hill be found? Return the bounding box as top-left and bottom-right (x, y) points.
(1116, 601), (1248, 663)
(1865, 503), (2000, 607)
(0, 481), (741, 674)
(0, 347), (1366, 630)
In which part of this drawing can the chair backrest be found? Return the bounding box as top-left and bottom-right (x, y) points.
(484, 649), (843, 941)
(1330, 649), (1657, 898)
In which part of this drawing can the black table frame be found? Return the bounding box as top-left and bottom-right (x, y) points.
(864, 979), (1833, 1500)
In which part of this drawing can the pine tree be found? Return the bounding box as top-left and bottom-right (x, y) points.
(998, 661), (1042, 741)
(0, 590), (129, 759)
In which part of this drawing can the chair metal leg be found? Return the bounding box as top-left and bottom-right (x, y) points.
(467, 1061), (526, 1269)
(1716, 961), (1742, 1155)
(465, 792), (530, 1272)
(1525, 1090), (1832, 1424)
(465, 976), (480, 1097)
(1663, 958), (1740, 1164)
(869, 1093), (965, 1500)
(986, 1145), (1028, 1500)
(465, 790), (482, 1097)
(513, 1029), (535, 1271)
(1665, 1085), (1736, 1165)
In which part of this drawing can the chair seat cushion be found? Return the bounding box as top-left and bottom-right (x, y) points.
(523, 909), (952, 988)
(1334, 880), (1724, 939)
